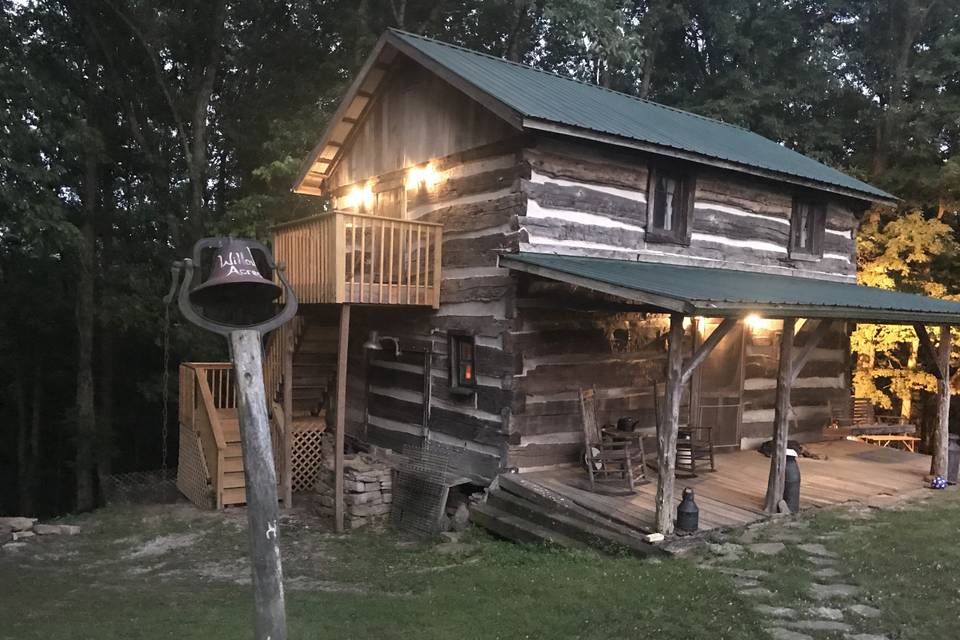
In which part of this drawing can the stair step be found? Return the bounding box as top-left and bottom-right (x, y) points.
(293, 379), (330, 388)
(222, 471), (246, 490)
(486, 490), (657, 557)
(469, 503), (589, 550)
(224, 444), (242, 459)
(295, 354), (336, 366)
(497, 474), (649, 541)
(222, 458), (244, 473)
(221, 486), (246, 506)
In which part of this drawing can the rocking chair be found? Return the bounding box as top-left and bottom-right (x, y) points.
(651, 383), (716, 477)
(580, 387), (646, 492)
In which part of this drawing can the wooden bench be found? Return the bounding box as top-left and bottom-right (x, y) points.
(855, 434), (921, 453)
(826, 397), (917, 437)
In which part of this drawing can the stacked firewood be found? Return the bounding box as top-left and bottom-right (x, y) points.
(314, 435), (393, 529)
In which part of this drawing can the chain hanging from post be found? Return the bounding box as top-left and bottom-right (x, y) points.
(160, 266), (181, 478)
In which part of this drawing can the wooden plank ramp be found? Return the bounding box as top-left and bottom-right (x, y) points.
(470, 475), (664, 556)
(473, 439), (930, 544)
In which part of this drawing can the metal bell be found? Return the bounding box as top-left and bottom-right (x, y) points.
(189, 238), (282, 307)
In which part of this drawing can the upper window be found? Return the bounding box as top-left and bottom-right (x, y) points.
(450, 334), (477, 390)
(790, 198), (826, 258)
(647, 166), (694, 245)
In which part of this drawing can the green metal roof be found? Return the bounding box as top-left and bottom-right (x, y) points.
(500, 253), (960, 324)
(390, 30), (894, 204)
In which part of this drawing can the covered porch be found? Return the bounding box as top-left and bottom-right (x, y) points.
(521, 438), (930, 534)
(500, 253), (960, 535)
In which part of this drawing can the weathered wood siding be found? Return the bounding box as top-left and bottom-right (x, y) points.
(327, 61), (515, 190)
(329, 145), (526, 479)
(518, 138), (860, 282)
(507, 277), (697, 470)
(739, 320), (850, 446)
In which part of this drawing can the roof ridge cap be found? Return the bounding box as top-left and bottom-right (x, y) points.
(387, 29), (750, 134)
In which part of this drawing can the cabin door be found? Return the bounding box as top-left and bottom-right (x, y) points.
(692, 319), (745, 450)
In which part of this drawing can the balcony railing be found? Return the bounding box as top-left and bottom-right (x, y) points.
(273, 211), (442, 308)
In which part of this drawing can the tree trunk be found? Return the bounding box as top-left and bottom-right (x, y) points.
(30, 360), (42, 510)
(902, 339), (918, 420)
(639, 48), (656, 98)
(933, 324), (951, 477)
(871, 1), (933, 177)
(98, 324), (114, 481)
(504, 0), (529, 62)
(184, 0), (228, 246)
(75, 150), (98, 513)
(764, 318), (796, 513)
(654, 313), (684, 534)
(15, 360), (33, 515)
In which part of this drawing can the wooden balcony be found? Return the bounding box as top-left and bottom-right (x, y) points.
(273, 211), (442, 308)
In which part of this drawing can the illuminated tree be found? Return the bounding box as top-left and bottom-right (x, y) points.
(852, 212), (959, 415)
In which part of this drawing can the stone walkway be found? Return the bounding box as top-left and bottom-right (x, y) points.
(697, 503), (897, 640)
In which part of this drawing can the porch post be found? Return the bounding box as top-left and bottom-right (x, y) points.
(934, 324), (952, 478)
(334, 304), (351, 533)
(764, 317), (796, 513)
(655, 312), (685, 534)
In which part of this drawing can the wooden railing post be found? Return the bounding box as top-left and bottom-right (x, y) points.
(334, 213), (347, 303)
(432, 226), (443, 308)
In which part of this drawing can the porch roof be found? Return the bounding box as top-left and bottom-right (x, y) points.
(499, 253), (960, 324)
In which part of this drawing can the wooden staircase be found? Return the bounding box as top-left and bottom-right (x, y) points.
(217, 408), (247, 506)
(289, 322), (339, 419)
(470, 475), (662, 557)
(177, 310), (343, 510)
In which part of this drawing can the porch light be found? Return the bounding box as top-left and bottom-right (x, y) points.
(362, 330), (402, 357)
(745, 314), (766, 331)
(407, 163), (439, 190)
(345, 183), (375, 211)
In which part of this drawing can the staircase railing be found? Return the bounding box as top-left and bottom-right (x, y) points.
(179, 363), (231, 507)
(180, 348), (294, 508)
(263, 316), (304, 504)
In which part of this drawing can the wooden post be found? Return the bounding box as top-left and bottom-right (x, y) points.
(282, 331), (294, 506)
(229, 329), (287, 640)
(934, 324), (952, 477)
(655, 313), (685, 534)
(764, 317), (796, 513)
(334, 304), (351, 533)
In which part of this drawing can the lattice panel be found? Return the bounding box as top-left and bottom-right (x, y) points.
(176, 422), (215, 509)
(291, 423), (326, 493)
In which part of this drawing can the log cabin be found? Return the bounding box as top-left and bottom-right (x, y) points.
(178, 30), (960, 540)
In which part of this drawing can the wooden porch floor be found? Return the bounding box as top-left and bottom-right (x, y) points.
(522, 439), (931, 534)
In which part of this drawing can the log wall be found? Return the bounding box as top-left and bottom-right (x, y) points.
(518, 138), (860, 282)
(333, 146), (525, 480)
(739, 320), (851, 446)
(506, 277), (696, 470)
(318, 109), (862, 474)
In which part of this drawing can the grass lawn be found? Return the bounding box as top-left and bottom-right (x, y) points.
(3, 490), (960, 639)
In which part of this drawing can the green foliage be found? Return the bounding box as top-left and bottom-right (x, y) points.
(5, 0), (960, 515)
(852, 213), (959, 409)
